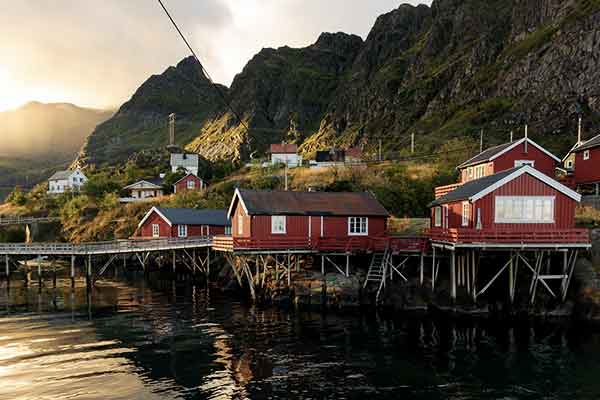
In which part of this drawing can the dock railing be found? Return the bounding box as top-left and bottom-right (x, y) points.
(428, 228), (590, 245)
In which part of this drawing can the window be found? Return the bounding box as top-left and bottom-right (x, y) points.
(178, 225), (188, 238)
(566, 160), (574, 169)
(187, 180), (196, 190)
(238, 216), (244, 235)
(584, 150), (591, 160)
(348, 217), (368, 235)
(225, 226), (232, 235)
(495, 196), (554, 224)
(152, 224), (160, 238)
(515, 160), (535, 168)
(271, 216), (286, 234)
(434, 207), (442, 227)
(462, 202), (470, 227)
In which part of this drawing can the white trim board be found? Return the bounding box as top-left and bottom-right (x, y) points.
(227, 188), (249, 219)
(138, 207), (173, 228)
(469, 166), (581, 203)
(460, 138), (561, 168)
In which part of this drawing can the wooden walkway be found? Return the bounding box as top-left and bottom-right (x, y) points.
(0, 216), (60, 226)
(0, 237), (212, 256)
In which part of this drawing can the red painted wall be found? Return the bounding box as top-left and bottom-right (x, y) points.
(574, 147), (600, 184)
(138, 210), (228, 238)
(492, 142), (557, 177)
(432, 174), (576, 231)
(175, 175), (204, 193)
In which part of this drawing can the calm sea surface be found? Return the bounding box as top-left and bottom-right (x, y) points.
(1, 272), (600, 400)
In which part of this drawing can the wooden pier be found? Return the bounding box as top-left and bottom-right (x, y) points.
(0, 216), (60, 226)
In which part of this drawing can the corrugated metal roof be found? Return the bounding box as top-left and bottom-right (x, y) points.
(236, 190), (389, 216)
(270, 144), (298, 154)
(48, 170), (74, 181)
(429, 168), (519, 206)
(457, 142), (515, 169)
(124, 178), (164, 190)
(156, 208), (230, 226)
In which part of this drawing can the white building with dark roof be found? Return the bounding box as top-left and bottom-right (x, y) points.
(48, 168), (87, 194)
(170, 153), (199, 175)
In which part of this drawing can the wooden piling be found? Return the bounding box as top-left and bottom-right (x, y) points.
(450, 251), (456, 303)
(38, 256), (42, 289)
(71, 255), (76, 287)
(5, 255), (9, 285)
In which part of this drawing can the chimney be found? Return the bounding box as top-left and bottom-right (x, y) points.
(578, 115), (583, 144)
(524, 125), (528, 153)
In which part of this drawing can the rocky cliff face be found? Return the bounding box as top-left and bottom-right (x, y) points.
(186, 32), (363, 161)
(80, 0), (600, 166)
(78, 57), (226, 166)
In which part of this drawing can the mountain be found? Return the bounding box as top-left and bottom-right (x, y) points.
(80, 0), (600, 166)
(77, 56), (227, 166)
(0, 101), (112, 200)
(0, 101), (112, 159)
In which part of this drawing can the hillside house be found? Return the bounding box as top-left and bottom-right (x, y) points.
(561, 133), (600, 193)
(268, 143), (302, 168)
(171, 153), (199, 175)
(222, 189), (389, 251)
(457, 137), (560, 184)
(48, 168), (87, 194)
(312, 147), (364, 168)
(137, 207), (231, 238)
(121, 179), (164, 203)
(173, 173), (205, 194)
(429, 166), (587, 245)
(345, 147), (363, 164)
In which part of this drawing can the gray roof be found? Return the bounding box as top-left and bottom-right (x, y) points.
(457, 142), (515, 169)
(429, 168), (520, 206)
(156, 208), (230, 226)
(48, 170), (73, 181)
(236, 189), (389, 217)
(573, 134), (600, 152)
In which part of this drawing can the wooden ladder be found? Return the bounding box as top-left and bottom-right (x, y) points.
(363, 243), (391, 303)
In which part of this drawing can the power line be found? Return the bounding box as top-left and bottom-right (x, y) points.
(155, 0), (250, 136)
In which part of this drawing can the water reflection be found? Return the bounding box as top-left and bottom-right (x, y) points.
(0, 273), (599, 399)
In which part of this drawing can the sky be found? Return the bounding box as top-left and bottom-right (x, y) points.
(0, 0), (431, 112)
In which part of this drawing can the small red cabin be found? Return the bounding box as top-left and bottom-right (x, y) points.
(457, 137), (560, 183)
(562, 133), (600, 189)
(429, 166), (588, 245)
(136, 207), (230, 239)
(173, 173), (205, 194)
(222, 189), (390, 251)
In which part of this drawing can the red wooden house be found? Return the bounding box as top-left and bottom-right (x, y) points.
(216, 189), (391, 252)
(173, 173), (205, 194)
(561, 133), (600, 192)
(457, 137), (560, 183)
(136, 207), (231, 239)
(429, 166), (588, 245)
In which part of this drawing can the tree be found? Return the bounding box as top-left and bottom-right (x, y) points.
(83, 172), (121, 199)
(162, 168), (187, 194)
(6, 186), (27, 206)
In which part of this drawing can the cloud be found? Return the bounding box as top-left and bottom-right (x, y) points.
(0, 0), (431, 110)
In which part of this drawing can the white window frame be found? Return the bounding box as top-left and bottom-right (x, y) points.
(271, 215), (287, 234)
(584, 150), (590, 160)
(348, 217), (368, 236)
(566, 159), (574, 169)
(152, 224), (160, 238)
(494, 196), (555, 224)
(187, 180), (196, 190)
(462, 202), (470, 227)
(434, 207), (442, 227)
(515, 160), (535, 168)
(178, 225), (188, 238)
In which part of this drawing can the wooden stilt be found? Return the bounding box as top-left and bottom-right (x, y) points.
(207, 249), (211, 280)
(432, 247), (436, 292)
(346, 254), (350, 278)
(38, 255), (42, 289)
(172, 251), (176, 274)
(472, 251), (477, 303)
(86, 255), (92, 288)
(419, 252), (424, 286)
(450, 251), (456, 303)
(52, 259), (57, 288)
(466, 251), (471, 296)
(5, 255), (9, 284)
(296, 255), (300, 273)
(509, 253), (514, 304)
(321, 255), (325, 275)
(287, 253), (291, 287)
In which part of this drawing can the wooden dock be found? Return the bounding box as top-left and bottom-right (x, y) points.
(0, 216), (60, 226)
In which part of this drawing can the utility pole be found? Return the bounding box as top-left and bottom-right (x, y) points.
(578, 114), (583, 144)
(411, 132), (415, 154)
(378, 139), (383, 162)
(510, 131), (514, 143)
(479, 130), (484, 153)
(524, 124), (528, 153)
(169, 113), (175, 146)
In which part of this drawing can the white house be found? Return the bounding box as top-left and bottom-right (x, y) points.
(171, 153), (199, 175)
(268, 143), (302, 168)
(120, 178), (164, 203)
(48, 168), (88, 194)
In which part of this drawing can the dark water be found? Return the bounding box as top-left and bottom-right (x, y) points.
(1, 273), (600, 400)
